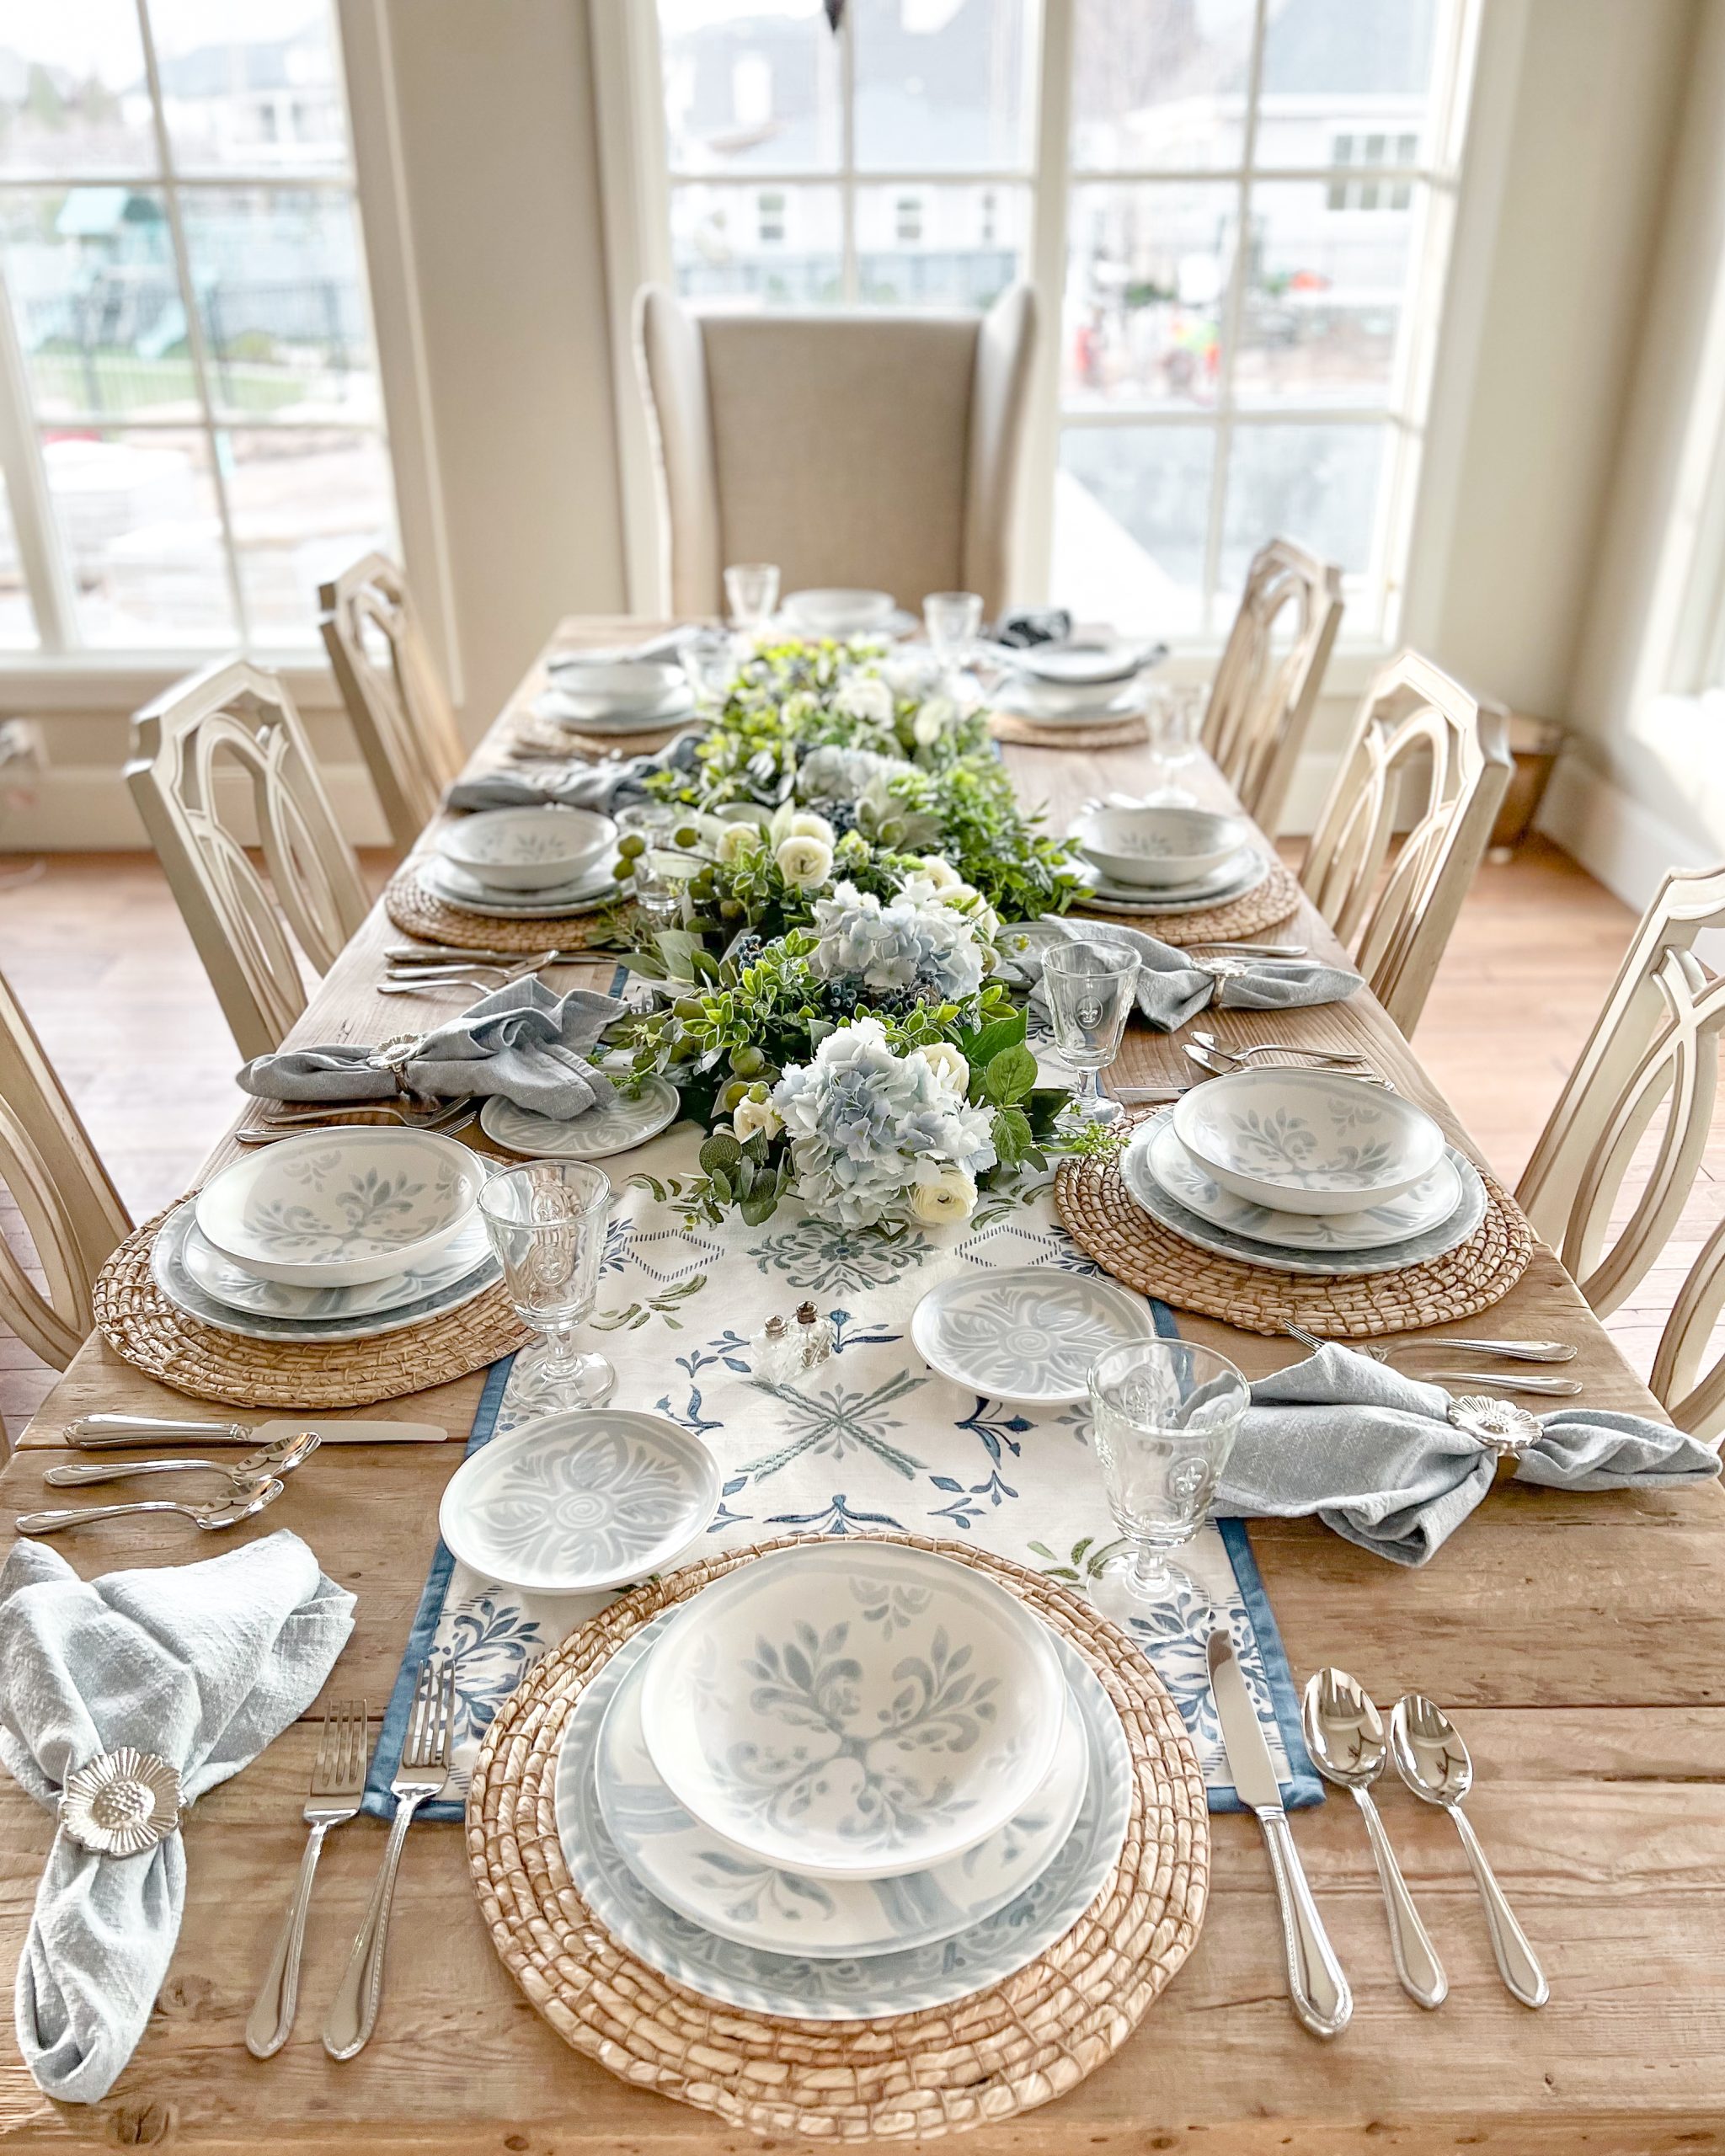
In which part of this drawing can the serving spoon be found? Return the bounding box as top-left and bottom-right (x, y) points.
(1390, 1694), (1550, 2008)
(44, 1430), (321, 1492)
(17, 1480), (286, 1537)
(1302, 1669), (1446, 2008)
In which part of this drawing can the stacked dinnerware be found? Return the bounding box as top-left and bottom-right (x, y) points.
(991, 634), (1160, 727)
(426, 804), (623, 919)
(1071, 800), (1270, 915)
(779, 586), (918, 640)
(538, 1538), (1135, 2020)
(1120, 1067), (1487, 1278)
(535, 651), (697, 734)
(152, 1128), (497, 1345)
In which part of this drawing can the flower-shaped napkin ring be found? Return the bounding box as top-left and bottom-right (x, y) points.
(1446, 1395), (1541, 1462)
(59, 1749), (183, 1858)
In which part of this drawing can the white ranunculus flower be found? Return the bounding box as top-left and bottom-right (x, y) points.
(734, 1096), (782, 1143)
(717, 820), (764, 864)
(785, 808), (835, 846)
(775, 834), (835, 889)
(834, 675), (895, 726)
(912, 693), (958, 746)
(916, 854), (964, 891)
(921, 1042), (969, 1095)
(909, 1165), (978, 1225)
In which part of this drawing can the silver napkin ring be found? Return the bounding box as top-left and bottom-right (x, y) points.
(59, 1748), (182, 1857)
(1446, 1395), (1541, 1460)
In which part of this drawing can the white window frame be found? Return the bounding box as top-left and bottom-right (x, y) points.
(593, 0), (1492, 661)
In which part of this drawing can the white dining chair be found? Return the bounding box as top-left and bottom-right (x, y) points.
(320, 551), (466, 855)
(1518, 864), (1725, 1441)
(0, 964), (131, 1374)
(635, 282), (1038, 619)
(1300, 649), (1511, 1038)
(127, 659), (371, 1061)
(1202, 536), (1343, 840)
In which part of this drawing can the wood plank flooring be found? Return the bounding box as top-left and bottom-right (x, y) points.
(0, 834), (1711, 1444)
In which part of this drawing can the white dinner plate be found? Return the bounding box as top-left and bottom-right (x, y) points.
(533, 684), (697, 730)
(911, 1263), (1156, 1404)
(479, 1077), (681, 1160)
(1076, 847), (1269, 915)
(419, 856), (623, 918)
(438, 1409), (720, 1596)
(993, 678), (1151, 723)
(182, 1209), (493, 1317)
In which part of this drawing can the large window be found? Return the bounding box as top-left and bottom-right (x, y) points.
(638, 0), (1478, 644)
(0, 0), (396, 657)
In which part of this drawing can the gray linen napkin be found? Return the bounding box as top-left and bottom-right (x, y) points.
(445, 731), (701, 815)
(0, 1531), (354, 2102)
(237, 978), (624, 1122)
(1218, 1342), (1720, 1566)
(1009, 915), (1361, 1032)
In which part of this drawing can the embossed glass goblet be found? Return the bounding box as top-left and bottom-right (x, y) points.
(1042, 939), (1139, 1123)
(478, 1161), (615, 1408)
(1087, 1339), (1247, 1629)
(723, 562), (780, 633)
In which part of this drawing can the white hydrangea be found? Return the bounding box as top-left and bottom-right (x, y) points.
(795, 743), (911, 803)
(771, 1017), (998, 1229)
(833, 675), (895, 726)
(808, 878), (985, 1000)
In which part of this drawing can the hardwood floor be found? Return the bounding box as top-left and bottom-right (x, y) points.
(0, 835), (1712, 1443)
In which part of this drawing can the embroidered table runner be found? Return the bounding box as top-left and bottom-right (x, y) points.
(366, 1121), (1321, 1822)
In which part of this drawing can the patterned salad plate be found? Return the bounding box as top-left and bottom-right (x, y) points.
(419, 856), (622, 918)
(438, 1409), (720, 1595)
(479, 1077), (681, 1161)
(595, 1620), (1092, 1956)
(556, 1609), (1133, 2019)
(911, 1262), (1157, 1404)
(638, 1541), (1068, 1879)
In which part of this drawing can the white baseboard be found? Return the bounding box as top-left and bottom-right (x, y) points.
(0, 762), (391, 852)
(1537, 753), (1725, 966)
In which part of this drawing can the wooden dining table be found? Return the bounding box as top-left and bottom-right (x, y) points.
(3, 618), (1722, 2153)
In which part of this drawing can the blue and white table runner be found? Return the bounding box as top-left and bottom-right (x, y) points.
(365, 1120), (1322, 1822)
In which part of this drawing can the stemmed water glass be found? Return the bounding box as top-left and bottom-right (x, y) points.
(478, 1161), (617, 1408)
(676, 626), (736, 712)
(1146, 683), (1206, 803)
(723, 562), (780, 636)
(1087, 1339), (1248, 1629)
(1042, 940), (1139, 1123)
(923, 590), (984, 695)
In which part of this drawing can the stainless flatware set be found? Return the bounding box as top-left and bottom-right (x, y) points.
(1284, 1322), (1584, 1397)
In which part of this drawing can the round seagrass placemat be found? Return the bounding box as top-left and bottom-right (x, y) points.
(1055, 1113), (1535, 1337)
(92, 1203), (530, 1408)
(1072, 853), (1304, 948)
(989, 708), (1150, 750)
(467, 1531), (1209, 2142)
(384, 865), (631, 954)
(509, 707), (692, 760)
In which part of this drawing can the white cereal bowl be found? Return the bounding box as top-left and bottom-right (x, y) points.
(784, 587), (895, 637)
(438, 806), (617, 892)
(194, 1128), (486, 1286)
(544, 658), (685, 708)
(1173, 1066), (1447, 1215)
(1015, 638), (1145, 687)
(1076, 803), (1250, 889)
(638, 1540), (1067, 1880)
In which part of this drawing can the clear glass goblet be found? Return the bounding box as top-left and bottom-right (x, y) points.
(923, 590), (984, 690)
(1042, 939), (1139, 1123)
(478, 1161), (617, 1408)
(723, 562), (780, 634)
(676, 626), (737, 710)
(1087, 1338), (1247, 1629)
(1146, 683), (1207, 803)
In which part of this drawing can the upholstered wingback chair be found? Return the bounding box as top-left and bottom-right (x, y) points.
(635, 283), (1038, 618)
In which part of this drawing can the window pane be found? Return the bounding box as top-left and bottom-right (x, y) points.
(42, 425), (236, 645)
(1234, 178), (1413, 407)
(0, 0), (158, 178)
(852, 0), (1035, 174)
(147, 0), (351, 178)
(1220, 421), (1389, 590)
(1064, 182), (1235, 411)
(223, 426), (392, 640)
(670, 180), (842, 307)
(659, 0), (841, 177)
(1071, 0), (1254, 173)
(854, 181), (1026, 307)
(1253, 0), (1441, 169)
(0, 187), (196, 423)
(1055, 424), (1215, 634)
(0, 472), (38, 646)
(180, 186), (380, 422)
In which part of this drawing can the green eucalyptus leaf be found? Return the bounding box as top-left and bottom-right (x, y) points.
(699, 1132), (743, 1176)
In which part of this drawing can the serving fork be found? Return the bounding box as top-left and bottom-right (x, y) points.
(247, 1698), (371, 2059)
(323, 1658), (456, 2062)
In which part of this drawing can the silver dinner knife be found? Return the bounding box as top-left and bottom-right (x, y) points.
(1207, 1630), (1353, 2039)
(67, 1414), (449, 1449)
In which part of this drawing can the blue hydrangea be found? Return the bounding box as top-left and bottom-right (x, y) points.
(807, 878), (985, 1001)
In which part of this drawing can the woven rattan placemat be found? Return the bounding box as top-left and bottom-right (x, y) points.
(384, 866), (629, 954)
(467, 1531), (1209, 2141)
(510, 708), (690, 760)
(92, 1203), (529, 1408)
(1073, 854), (1305, 948)
(1055, 1114), (1535, 1337)
(990, 709), (1150, 750)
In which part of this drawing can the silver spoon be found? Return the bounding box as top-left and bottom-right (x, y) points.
(44, 1431), (321, 1492)
(1302, 1670), (1446, 2009)
(1191, 1029), (1370, 1067)
(17, 1479), (286, 1537)
(1390, 1695), (1550, 2008)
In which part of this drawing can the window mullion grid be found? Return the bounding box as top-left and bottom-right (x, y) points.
(132, 0), (250, 646)
(1200, 0), (1268, 635)
(840, 8), (857, 302)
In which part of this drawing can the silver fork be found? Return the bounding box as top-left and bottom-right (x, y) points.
(247, 1698), (371, 2059)
(1189, 1029), (1372, 1068)
(1285, 1322), (1577, 1365)
(1284, 1325), (1583, 1394)
(322, 1659), (455, 2062)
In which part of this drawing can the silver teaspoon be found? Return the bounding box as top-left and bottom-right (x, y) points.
(44, 1430), (321, 1491)
(1390, 1694), (1550, 2008)
(1302, 1669), (1446, 2009)
(17, 1480), (285, 1537)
